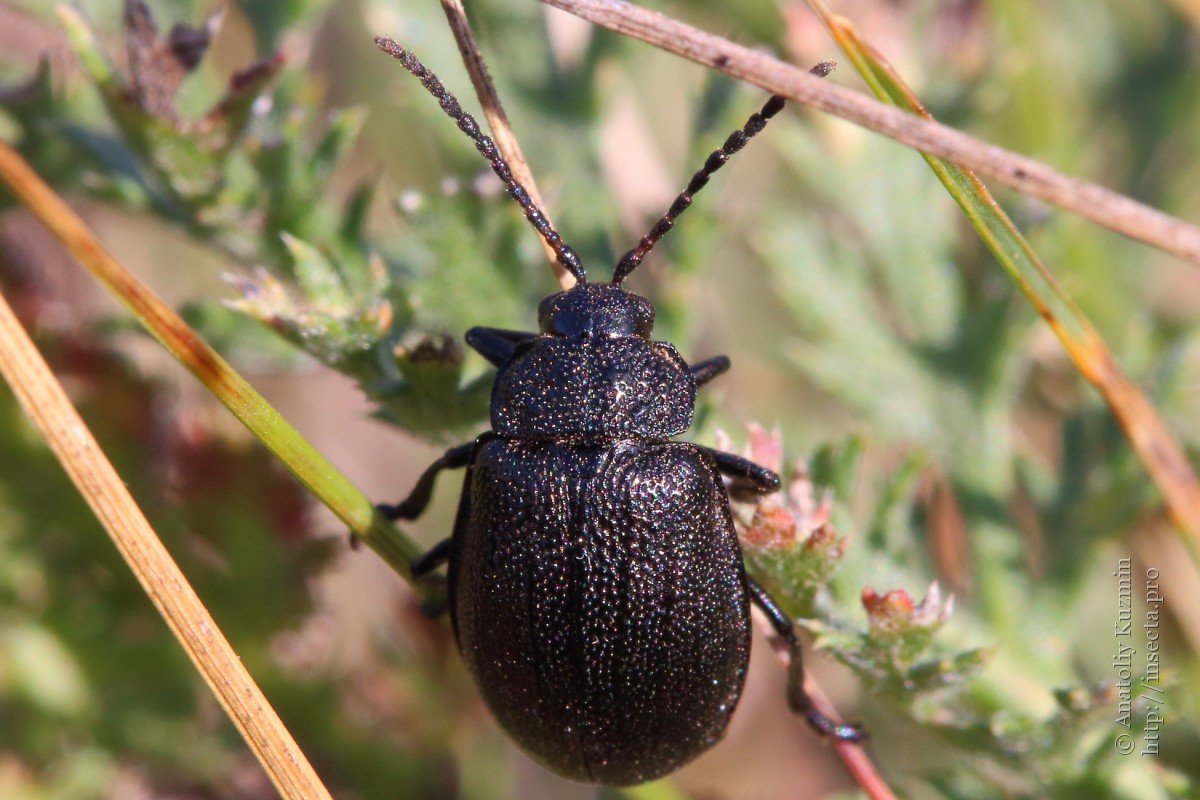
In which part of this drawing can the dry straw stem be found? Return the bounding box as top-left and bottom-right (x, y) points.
(439, 0), (577, 290)
(0, 140), (425, 581)
(0, 290), (332, 800)
(543, 0), (1200, 553)
(800, 1), (1200, 554)
(538, 0), (1200, 268)
(752, 610), (897, 800)
(1164, 0), (1200, 29)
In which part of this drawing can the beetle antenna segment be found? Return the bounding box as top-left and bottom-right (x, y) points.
(375, 36), (586, 283)
(612, 61), (836, 285)
(610, 93), (785, 285)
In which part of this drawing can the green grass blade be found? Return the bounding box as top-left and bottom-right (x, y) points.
(0, 139), (425, 584)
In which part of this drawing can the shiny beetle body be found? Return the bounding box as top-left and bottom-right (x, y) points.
(455, 286), (748, 784)
(374, 40), (862, 786)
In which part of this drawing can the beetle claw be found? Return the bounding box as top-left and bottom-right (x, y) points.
(806, 710), (868, 743)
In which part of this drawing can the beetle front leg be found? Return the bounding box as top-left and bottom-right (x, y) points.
(378, 441), (476, 521)
(466, 327), (537, 366)
(746, 578), (865, 742)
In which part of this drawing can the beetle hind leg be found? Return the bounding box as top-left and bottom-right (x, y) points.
(747, 578), (866, 743)
(412, 538), (452, 577)
(409, 538), (453, 618)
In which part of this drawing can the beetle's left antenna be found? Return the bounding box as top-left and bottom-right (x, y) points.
(612, 62), (835, 285)
(375, 37), (586, 283)
(611, 95), (787, 286)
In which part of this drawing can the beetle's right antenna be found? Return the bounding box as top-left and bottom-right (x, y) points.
(612, 62), (836, 286)
(375, 37), (586, 283)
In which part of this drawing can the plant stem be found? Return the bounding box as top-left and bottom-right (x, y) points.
(0, 139), (426, 584)
(538, 0), (1200, 268)
(0, 288), (333, 800)
(439, 0), (577, 290)
(798, 0), (1200, 560)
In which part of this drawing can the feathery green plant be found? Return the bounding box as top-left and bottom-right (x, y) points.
(1, 0), (1196, 798)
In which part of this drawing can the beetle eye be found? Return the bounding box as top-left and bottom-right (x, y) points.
(634, 297), (655, 336)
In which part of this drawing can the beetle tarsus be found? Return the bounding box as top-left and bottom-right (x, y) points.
(419, 592), (449, 619)
(801, 709), (868, 743)
(375, 502), (404, 521)
(791, 682), (868, 742)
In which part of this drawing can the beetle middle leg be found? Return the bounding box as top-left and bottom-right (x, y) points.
(703, 446), (781, 498)
(747, 577), (865, 742)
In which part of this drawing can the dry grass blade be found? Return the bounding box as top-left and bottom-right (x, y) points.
(0, 289), (332, 800)
(801, 0), (1200, 554)
(0, 140), (424, 581)
(537, 0), (1200, 268)
(439, 0), (576, 290)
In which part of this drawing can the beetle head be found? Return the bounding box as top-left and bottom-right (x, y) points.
(538, 283), (655, 339)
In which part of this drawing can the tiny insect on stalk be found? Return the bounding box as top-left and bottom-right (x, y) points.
(373, 38), (863, 786)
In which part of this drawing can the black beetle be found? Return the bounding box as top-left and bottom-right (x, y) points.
(373, 37), (863, 785)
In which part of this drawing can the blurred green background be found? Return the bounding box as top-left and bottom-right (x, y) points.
(1, 0), (1198, 797)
